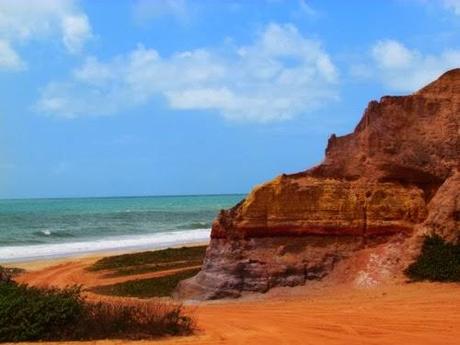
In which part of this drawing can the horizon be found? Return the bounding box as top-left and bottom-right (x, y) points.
(0, 191), (247, 201)
(2, 0), (460, 199)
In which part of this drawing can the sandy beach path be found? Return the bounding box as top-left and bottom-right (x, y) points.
(14, 257), (460, 345)
(15, 258), (201, 290)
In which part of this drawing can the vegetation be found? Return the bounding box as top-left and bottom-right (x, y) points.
(91, 268), (201, 298)
(88, 245), (207, 277)
(0, 281), (194, 342)
(79, 301), (194, 339)
(0, 265), (25, 282)
(405, 234), (460, 282)
(0, 284), (83, 341)
(105, 260), (203, 277)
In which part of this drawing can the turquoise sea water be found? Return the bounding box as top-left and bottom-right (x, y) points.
(0, 194), (244, 262)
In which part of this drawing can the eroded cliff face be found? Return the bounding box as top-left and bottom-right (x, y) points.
(176, 69), (460, 300)
(415, 171), (460, 243)
(211, 177), (427, 239)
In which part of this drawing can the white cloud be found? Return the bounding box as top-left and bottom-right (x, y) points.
(298, 0), (317, 17)
(133, 0), (189, 24)
(413, 0), (460, 15)
(443, 0), (460, 15)
(61, 14), (92, 54)
(360, 39), (460, 92)
(0, 0), (92, 70)
(372, 40), (413, 69)
(37, 23), (339, 123)
(0, 39), (25, 70)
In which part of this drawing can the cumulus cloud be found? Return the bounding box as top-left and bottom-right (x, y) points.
(443, 0), (460, 15)
(357, 39), (460, 92)
(0, 39), (25, 70)
(372, 40), (413, 69)
(0, 0), (92, 70)
(36, 23), (339, 123)
(132, 0), (189, 24)
(61, 14), (92, 54)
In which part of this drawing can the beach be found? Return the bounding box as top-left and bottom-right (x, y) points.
(3, 2), (460, 344)
(3, 191), (460, 345)
(4, 241), (209, 271)
(11, 247), (460, 345)
(0, 195), (242, 263)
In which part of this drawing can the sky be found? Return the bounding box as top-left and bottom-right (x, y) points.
(1, 0), (460, 199)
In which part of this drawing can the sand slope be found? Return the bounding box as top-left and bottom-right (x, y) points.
(14, 258), (460, 345)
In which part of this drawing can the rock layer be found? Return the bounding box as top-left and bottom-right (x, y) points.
(176, 69), (460, 300)
(211, 177), (427, 239)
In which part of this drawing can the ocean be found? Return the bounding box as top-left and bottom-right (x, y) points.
(0, 194), (244, 263)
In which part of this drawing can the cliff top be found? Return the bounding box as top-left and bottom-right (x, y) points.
(416, 68), (460, 97)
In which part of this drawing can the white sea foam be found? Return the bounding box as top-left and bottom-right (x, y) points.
(0, 229), (210, 263)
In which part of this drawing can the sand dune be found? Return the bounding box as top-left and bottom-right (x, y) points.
(14, 257), (460, 345)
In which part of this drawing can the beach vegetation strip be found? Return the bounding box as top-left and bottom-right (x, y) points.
(0, 281), (194, 342)
(90, 267), (201, 298)
(88, 245), (207, 277)
(103, 260), (204, 277)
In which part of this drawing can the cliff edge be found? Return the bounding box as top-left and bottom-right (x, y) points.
(177, 69), (460, 299)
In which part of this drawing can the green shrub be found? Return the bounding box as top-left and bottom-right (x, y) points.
(405, 234), (460, 282)
(91, 268), (201, 298)
(103, 259), (203, 278)
(0, 282), (194, 342)
(0, 284), (84, 342)
(88, 246), (207, 272)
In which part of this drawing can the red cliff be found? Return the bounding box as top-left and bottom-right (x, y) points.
(177, 69), (460, 299)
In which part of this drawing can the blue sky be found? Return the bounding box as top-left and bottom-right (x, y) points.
(1, 0), (460, 198)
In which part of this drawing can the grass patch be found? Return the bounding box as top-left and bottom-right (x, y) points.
(405, 234), (460, 282)
(88, 246), (207, 276)
(105, 260), (203, 277)
(0, 281), (194, 342)
(91, 268), (201, 298)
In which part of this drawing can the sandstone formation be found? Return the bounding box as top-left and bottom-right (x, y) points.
(415, 170), (460, 243)
(177, 69), (460, 300)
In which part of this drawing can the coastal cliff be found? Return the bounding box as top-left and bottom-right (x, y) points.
(177, 69), (460, 299)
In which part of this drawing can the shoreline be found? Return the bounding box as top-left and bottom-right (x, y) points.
(3, 240), (209, 271)
(10, 239), (460, 345)
(0, 229), (211, 266)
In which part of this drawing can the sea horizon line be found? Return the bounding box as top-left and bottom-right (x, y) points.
(0, 192), (247, 202)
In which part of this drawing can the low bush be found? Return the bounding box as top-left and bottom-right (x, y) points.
(75, 301), (194, 339)
(91, 268), (200, 298)
(88, 246), (207, 273)
(104, 259), (203, 277)
(405, 234), (460, 282)
(91, 267), (201, 298)
(0, 284), (84, 342)
(0, 282), (194, 342)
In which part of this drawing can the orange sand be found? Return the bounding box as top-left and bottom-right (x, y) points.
(14, 255), (460, 345)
